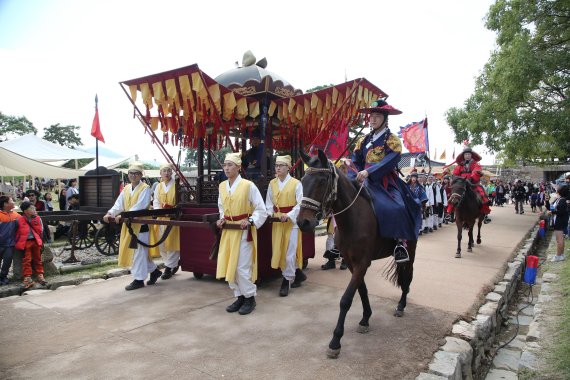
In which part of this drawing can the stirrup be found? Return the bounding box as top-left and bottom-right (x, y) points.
(393, 241), (410, 263)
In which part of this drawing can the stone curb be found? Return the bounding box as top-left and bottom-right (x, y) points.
(0, 260), (166, 298)
(485, 237), (562, 379)
(416, 223), (542, 380)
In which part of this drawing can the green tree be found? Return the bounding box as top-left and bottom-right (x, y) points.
(0, 112), (38, 141)
(43, 123), (83, 148)
(306, 84), (335, 93)
(445, 0), (570, 164)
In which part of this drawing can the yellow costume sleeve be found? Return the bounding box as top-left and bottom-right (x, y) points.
(387, 134), (402, 153)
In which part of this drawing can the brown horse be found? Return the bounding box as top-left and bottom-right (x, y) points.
(296, 150), (417, 359)
(447, 176), (484, 258)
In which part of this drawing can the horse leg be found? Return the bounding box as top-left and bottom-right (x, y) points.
(327, 265), (366, 359)
(394, 257), (414, 317)
(467, 226), (474, 252)
(356, 280), (372, 333)
(455, 222), (462, 258)
(477, 217), (483, 244)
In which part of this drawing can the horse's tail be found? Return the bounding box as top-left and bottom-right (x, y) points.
(383, 260), (411, 289)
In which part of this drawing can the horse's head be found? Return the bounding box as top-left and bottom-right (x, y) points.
(448, 176), (470, 207)
(296, 149), (337, 232)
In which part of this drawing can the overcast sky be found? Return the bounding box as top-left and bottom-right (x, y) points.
(0, 0), (497, 165)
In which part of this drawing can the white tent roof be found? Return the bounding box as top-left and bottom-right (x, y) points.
(0, 134), (95, 162)
(81, 155), (135, 170)
(0, 147), (86, 178)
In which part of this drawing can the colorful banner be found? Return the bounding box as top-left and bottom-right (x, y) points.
(398, 118), (428, 154)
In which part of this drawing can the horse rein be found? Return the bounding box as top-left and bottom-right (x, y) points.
(301, 161), (364, 218)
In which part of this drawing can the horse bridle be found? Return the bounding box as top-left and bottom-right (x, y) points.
(301, 160), (365, 219)
(448, 179), (468, 207)
(300, 160), (339, 220)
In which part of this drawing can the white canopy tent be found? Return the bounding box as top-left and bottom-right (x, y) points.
(81, 155), (136, 170)
(0, 147), (86, 179)
(0, 134), (95, 162)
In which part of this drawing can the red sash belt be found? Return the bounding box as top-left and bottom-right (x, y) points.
(273, 205), (294, 213)
(223, 213), (253, 241)
(161, 204), (175, 209)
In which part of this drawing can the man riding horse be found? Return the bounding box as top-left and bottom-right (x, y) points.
(350, 100), (422, 262)
(446, 147), (492, 222)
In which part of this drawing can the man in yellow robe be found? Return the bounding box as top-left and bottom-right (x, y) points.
(265, 155), (306, 297)
(103, 162), (162, 291)
(216, 152), (267, 315)
(153, 163), (180, 280)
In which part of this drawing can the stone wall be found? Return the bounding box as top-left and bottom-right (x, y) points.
(416, 224), (540, 380)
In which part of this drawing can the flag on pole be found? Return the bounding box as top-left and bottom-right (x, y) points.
(439, 149), (446, 160)
(398, 118), (428, 154)
(91, 95), (105, 143)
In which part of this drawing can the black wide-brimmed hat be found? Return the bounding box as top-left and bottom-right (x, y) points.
(456, 146), (482, 163)
(358, 99), (402, 115)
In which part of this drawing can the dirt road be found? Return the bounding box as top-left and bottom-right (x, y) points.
(0, 206), (538, 379)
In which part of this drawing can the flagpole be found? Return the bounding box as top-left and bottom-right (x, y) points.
(424, 116), (431, 173)
(95, 94), (100, 207)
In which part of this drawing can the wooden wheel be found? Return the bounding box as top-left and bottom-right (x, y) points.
(67, 221), (96, 250)
(95, 224), (120, 256)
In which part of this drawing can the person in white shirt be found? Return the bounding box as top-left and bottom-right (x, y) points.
(265, 155), (306, 297)
(216, 153), (267, 315)
(152, 163), (180, 280)
(103, 162), (161, 291)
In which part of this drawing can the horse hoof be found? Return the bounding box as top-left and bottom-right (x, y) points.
(327, 348), (341, 359)
(357, 325), (369, 334)
(477, 239), (481, 244)
(455, 253), (461, 258)
(393, 309), (404, 317)
(467, 248), (472, 252)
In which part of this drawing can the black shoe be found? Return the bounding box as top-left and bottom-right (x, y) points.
(393, 243), (410, 263)
(226, 296), (245, 313)
(339, 260), (348, 270)
(279, 278), (290, 297)
(438, 223), (442, 227)
(423, 227), (428, 233)
(238, 296), (256, 315)
(147, 268), (162, 285)
(419, 230), (423, 236)
(125, 279), (144, 291)
(433, 226), (438, 231)
(291, 269), (307, 288)
(321, 260), (336, 270)
(161, 267), (173, 280)
(171, 265), (179, 275)
(428, 228), (433, 233)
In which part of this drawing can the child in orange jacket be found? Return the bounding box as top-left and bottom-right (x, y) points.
(15, 201), (46, 289)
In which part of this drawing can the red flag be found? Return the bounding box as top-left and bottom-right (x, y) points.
(399, 119), (428, 153)
(91, 95), (105, 143)
(324, 121), (349, 160)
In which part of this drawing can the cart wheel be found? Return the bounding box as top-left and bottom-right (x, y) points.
(193, 272), (204, 279)
(302, 258), (309, 269)
(67, 221), (96, 249)
(95, 224), (120, 256)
